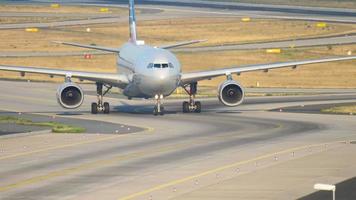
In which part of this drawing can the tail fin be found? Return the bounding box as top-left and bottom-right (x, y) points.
(129, 0), (137, 43)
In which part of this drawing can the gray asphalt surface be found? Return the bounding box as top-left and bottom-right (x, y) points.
(112, 94), (356, 114)
(299, 177), (356, 200)
(16, 0), (355, 18)
(0, 17), (122, 30)
(270, 102), (356, 115)
(38, 0), (356, 23)
(175, 35), (356, 52)
(0, 50), (110, 58)
(0, 80), (355, 200)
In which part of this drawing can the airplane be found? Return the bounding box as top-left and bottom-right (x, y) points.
(0, 0), (355, 116)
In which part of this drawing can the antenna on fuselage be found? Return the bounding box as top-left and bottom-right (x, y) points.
(129, 0), (137, 43)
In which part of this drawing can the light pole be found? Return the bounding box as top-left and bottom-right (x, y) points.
(314, 183), (336, 200)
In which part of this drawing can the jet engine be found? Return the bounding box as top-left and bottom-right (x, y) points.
(218, 80), (245, 107)
(56, 83), (84, 109)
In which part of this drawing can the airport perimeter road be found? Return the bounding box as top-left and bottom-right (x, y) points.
(175, 35), (356, 52)
(0, 80), (356, 200)
(28, 0), (356, 23)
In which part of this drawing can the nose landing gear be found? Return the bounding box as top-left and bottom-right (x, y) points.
(153, 94), (164, 116)
(182, 82), (201, 113)
(91, 82), (112, 114)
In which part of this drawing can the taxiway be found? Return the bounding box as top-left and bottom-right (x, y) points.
(0, 80), (355, 200)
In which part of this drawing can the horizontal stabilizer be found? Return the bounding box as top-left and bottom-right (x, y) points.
(158, 39), (207, 49)
(53, 41), (120, 53)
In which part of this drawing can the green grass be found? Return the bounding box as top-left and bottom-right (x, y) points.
(0, 116), (86, 133)
(321, 104), (356, 115)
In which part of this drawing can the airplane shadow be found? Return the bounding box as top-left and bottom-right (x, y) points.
(113, 105), (178, 115)
(0, 105), (243, 116)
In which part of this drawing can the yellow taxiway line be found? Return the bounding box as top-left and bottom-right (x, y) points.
(118, 141), (346, 200)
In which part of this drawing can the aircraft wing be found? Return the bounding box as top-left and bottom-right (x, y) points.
(53, 41), (120, 53)
(0, 65), (129, 87)
(158, 40), (207, 49)
(181, 56), (356, 84)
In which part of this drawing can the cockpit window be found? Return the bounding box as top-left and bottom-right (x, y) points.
(148, 63), (173, 69)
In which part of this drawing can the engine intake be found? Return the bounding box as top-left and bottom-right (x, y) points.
(218, 80), (244, 107)
(56, 83), (84, 109)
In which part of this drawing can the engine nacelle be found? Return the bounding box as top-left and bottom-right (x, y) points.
(218, 80), (245, 107)
(56, 83), (84, 109)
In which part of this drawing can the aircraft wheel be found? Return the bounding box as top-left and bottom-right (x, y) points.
(195, 101), (201, 113)
(160, 106), (165, 116)
(91, 103), (98, 114)
(182, 101), (189, 113)
(153, 106), (158, 116)
(103, 102), (110, 114)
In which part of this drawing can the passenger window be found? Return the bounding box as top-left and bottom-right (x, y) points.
(169, 63), (174, 68)
(147, 63), (153, 68)
(162, 64), (169, 68)
(154, 64), (161, 68)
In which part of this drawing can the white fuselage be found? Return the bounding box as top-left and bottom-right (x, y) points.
(117, 42), (181, 98)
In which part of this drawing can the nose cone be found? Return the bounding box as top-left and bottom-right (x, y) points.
(139, 71), (179, 97)
(153, 69), (175, 89)
(157, 70), (170, 81)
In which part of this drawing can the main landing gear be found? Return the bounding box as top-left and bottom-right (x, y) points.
(182, 82), (201, 113)
(153, 94), (165, 116)
(91, 82), (112, 114)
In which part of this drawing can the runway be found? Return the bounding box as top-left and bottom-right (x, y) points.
(39, 0), (356, 23)
(0, 80), (355, 200)
(175, 34), (356, 52)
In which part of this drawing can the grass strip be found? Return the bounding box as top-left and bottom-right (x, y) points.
(0, 116), (86, 133)
(321, 104), (356, 115)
